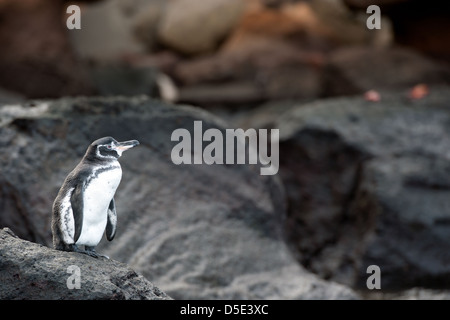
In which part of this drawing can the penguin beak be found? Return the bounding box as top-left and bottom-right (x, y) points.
(116, 140), (140, 152)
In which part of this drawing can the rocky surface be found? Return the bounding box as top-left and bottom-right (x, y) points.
(3, 89), (450, 298)
(0, 96), (357, 299)
(275, 86), (450, 290)
(0, 228), (170, 300)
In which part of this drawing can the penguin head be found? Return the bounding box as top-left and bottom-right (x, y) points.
(86, 136), (140, 161)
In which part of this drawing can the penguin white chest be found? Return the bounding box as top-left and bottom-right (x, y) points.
(76, 165), (122, 246)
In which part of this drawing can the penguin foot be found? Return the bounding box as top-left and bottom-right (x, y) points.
(66, 243), (84, 254)
(85, 246), (109, 259)
(60, 244), (109, 259)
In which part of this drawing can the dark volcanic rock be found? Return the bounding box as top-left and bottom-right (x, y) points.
(0, 228), (170, 300)
(276, 86), (450, 290)
(322, 47), (450, 97)
(0, 96), (357, 299)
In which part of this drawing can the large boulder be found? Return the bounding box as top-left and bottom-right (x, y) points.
(0, 228), (170, 300)
(322, 46), (450, 96)
(68, 0), (158, 62)
(174, 3), (327, 107)
(0, 0), (93, 98)
(276, 86), (450, 290)
(0, 96), (357, 299)
(157, 0), (246, 55)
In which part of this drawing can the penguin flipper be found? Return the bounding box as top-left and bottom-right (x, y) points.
(106, 198), (117, 241)
(70, 183), (84, 243)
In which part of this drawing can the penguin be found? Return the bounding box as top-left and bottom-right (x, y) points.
(51, 136), (139, 258)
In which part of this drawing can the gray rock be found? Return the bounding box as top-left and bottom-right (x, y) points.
(276, 86), (450, 290)
(0, 96), (357, 299)
(90, 65), (161, 97)
(0, 87), (25, 106)
(68, 0), (156, 62)
(0, 228), (171, 300)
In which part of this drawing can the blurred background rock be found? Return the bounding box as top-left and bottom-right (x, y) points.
(1, 0), (449, 106)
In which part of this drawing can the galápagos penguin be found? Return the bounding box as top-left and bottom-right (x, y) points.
(51, 136), (139, 258)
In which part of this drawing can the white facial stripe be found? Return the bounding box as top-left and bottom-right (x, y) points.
(96, 145), (119, 159)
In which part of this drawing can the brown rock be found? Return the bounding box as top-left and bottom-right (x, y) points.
(172, 2), (328, 106)
(174, 38), (323, 106)
(0, 0), (93, 98)
(309, 0), (393, 47)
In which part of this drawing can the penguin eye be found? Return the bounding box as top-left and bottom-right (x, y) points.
(107, 144), (112, 150)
